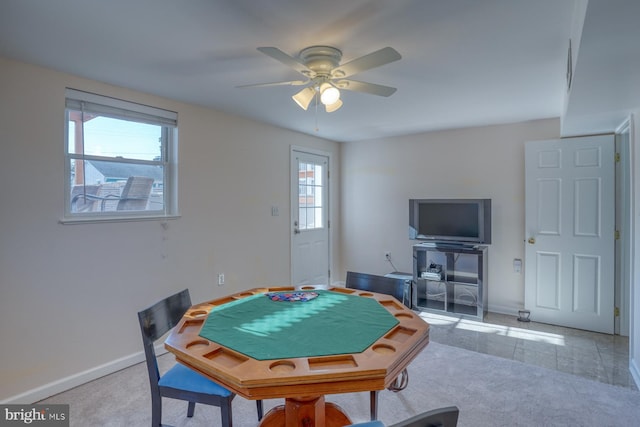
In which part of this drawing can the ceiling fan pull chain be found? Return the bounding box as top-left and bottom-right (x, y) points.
(315, 92), (320, 132)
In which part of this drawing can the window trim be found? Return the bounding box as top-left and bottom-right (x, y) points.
(61, 89), (179, 224)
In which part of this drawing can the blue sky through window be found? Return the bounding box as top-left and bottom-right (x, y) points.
(69, 116), (161, 161)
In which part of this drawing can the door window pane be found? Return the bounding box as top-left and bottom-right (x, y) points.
(298, 160), (324, 230)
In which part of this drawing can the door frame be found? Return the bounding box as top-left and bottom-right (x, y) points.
(615, 121), (632, 336)
(290, 145), (332, 285)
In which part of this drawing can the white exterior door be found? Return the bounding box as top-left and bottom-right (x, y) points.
(524, 135), (615, 334)
(291, 149), (330, 287)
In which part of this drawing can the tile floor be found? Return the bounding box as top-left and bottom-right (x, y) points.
(419, 311), (638, 390)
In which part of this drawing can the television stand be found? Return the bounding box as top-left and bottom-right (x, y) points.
(417, 241), (478, 250)
(412, 244), (487, 321)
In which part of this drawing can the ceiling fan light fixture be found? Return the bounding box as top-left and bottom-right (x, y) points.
(292, 87), (316, 110)
(325, 98), (343, 113)
(319, 83), (340, 105)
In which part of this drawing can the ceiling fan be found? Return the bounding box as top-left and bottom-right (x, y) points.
(238, 45), (401, 112)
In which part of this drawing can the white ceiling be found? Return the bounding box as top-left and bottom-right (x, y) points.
(1, 0), (638, 142)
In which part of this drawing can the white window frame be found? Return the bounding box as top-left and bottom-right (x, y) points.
(62, 88), (179, 223)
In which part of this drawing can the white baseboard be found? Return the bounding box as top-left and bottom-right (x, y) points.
(630, 357), (640, 389)
(1, 344), (166, 404)
(486, 304), (521, 317)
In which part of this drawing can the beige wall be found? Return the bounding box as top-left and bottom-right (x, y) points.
(0, 57), (340, 402)
(339, 119), (561, 314)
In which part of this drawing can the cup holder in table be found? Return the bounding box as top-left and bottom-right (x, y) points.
(372, 343), (396, 354)
(186, 339), (210, 349)
(269, 360), (296, 373)
(189, 309), (209, 318)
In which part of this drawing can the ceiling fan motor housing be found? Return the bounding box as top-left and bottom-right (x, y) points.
(299, 46), (342, 76)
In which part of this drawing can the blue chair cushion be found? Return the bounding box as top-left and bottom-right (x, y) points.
(347, 422), (385, 427)
(159, 363), (233, 397)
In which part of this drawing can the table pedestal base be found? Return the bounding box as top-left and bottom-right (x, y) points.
(260, 396), (352, 427)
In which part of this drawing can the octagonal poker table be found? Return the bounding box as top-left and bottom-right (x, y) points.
(164, 286), (430, 427)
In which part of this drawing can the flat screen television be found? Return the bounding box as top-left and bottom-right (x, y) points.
(409, 199), (491, 245)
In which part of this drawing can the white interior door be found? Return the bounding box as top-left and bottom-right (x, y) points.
(524, 135), (615, 334)
(291, 148), (330, 287)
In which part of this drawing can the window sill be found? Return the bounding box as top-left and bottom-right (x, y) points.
(59, 213), (181, 225)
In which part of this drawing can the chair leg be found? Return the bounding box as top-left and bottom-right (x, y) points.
(187, 401), (196, 417)
(256, 400), (264, 420)
(220, 398), (233, 427)
(370, 390), (379, 420)
(151, 394), (162, 427)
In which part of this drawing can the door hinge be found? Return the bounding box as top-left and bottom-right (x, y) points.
(614, 307), (620, 317)
(615, 230), (620, 240)
(615, 152), (621, 163)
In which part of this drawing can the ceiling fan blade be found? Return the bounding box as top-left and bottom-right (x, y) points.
(257, 47), (313, 76)
(332, 47), (401, 78)
(236, 80), (308, 88)
(336, 79), (397, 97)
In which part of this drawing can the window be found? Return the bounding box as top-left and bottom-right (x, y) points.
(63, 89), (178, 222)
(297, 160), (324, 230)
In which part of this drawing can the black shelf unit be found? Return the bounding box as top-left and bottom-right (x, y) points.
(412, 244), (488, 321)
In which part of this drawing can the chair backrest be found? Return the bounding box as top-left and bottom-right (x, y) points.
(138, 289), (192, 386)
(96, 182), (125, 211)
(346, 271), (411, 307)
(70, 184), (100, 212)
(117, 176), (154, 210)
(389, 406), (459, 427)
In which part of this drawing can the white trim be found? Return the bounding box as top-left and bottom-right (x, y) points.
(615, 120), (631, 336)
(0, 344), (167, 404)
(629, 113), (638, 389)
(290, 145), (331, 158)
(631, 358), (640, 389)
(59, 214), (181, 225)
(486, 304), (521, 317)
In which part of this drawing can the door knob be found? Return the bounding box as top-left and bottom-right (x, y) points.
(528, 237), (536, 244)
(294, 228), (300, 234)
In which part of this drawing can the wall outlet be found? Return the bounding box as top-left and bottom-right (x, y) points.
(217, 273), (225, 286)
(513, 259), (522, 274)
(385, 252), (391, 260)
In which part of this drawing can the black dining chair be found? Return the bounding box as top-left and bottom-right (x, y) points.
(347, 406), (460, 427)
(138, 288), (263, 426)
(345, 271), (411, 420)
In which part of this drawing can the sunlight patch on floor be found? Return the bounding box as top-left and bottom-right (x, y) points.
(419, 311), (565, 346)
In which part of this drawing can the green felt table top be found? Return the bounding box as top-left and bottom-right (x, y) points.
(198, 290), (399, 360)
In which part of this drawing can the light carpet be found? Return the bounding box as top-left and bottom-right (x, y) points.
(40, 342), (640, 426)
